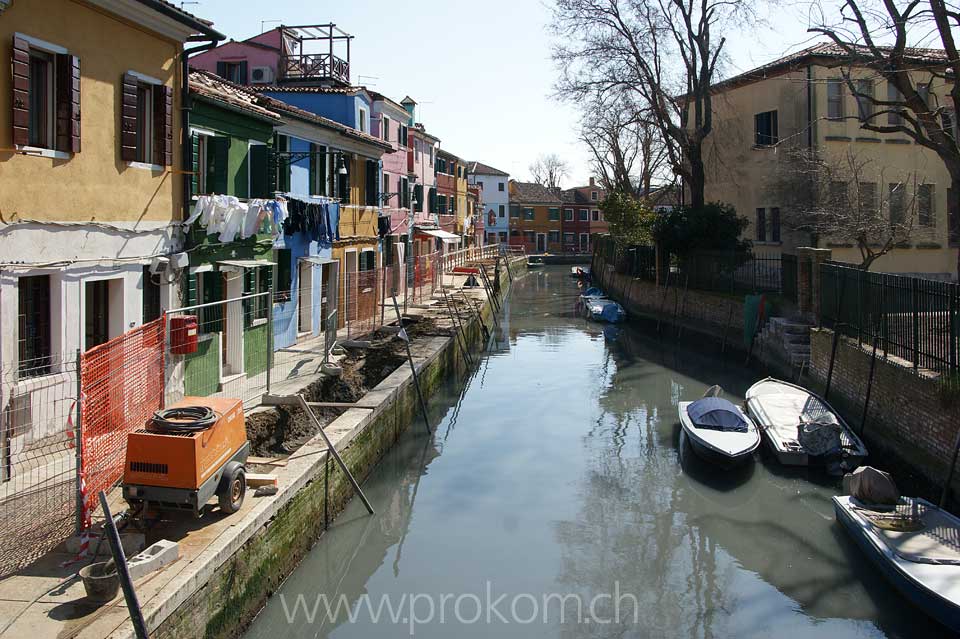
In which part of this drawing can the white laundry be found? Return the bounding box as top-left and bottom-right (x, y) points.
(242, 201), (265, 239)
(218, 203), (246, 243)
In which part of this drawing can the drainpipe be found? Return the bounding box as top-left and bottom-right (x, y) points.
(181, 36), (223, 221)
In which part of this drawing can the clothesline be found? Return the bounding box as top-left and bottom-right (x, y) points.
(186, 193), (340, 248)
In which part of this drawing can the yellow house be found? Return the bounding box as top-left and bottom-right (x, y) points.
(454, 154), (469, 237)
(0, 0), (222, 373)
(695, 42), (959, 279)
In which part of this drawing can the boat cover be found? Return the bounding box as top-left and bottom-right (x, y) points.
(843, 466), (899, 506)
(600, 301), (623, 323)
(582, 287), (604, 297)
(853, 499), (960, 565)
(687, 398), (749, 432)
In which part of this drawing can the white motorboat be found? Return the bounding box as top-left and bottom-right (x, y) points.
(678, 395), (761, 468)
(745, 378), (868, 468)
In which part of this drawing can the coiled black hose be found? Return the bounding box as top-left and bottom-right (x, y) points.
(151, 406), (218, 433)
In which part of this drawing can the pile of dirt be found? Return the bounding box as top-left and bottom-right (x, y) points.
(246, 343), (406, 457)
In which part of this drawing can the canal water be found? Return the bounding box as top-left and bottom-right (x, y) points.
(245, 266), (944, 639)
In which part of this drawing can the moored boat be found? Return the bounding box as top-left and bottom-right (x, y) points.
(527, 257), (545, 268)
(745, 377), (868, 468)
(583, 298), (625, 323)
(834, 494), (960, 632)
(570, 266), (591, 279)
(678, 394), (760, 468)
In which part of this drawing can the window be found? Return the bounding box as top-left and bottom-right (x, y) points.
(438, 194), (448, 215)
(365, 160), (379, 206)
(383, 172), (391, 206)
(564, 208), (573, 221)
(400, 124), (408, 147)
(498, 205), (505, 217)
(918, 184), (935, 227)
(243, 266), (271, 325)
(358, 107), (368, 134)
(274, 249), (293, 301)
(510, 205), (520, 219)
(887, 82), (904, 125)
(498, 182), (505, 192)
(756, 208), (767, 242)
(855, 79), (874, 121)
(414, 140), (421, 161)
(548, 208), (560, 221)
(770, 207), (781, 243)
(580, 233), (590, 250)
(309, 143), (328, 197)
(754, 110), (778, 146)
(592, 210), (600, 222)
(382, 116), (390, 142)
(12, 36), (81, 154)
(858, 182), (878, 213)
(523, 207), (535, 221)
(563, 232), (575, 244)
(18, 275), (52, 377)
(578, 209), (589, 221)
(548, 230), (560, 243)
(428, 145), (434, 166)
(359, 250), (376, 272)
(143, 266), (161, 324)
(591, 191), (598, 201)
(499, 231), (508, 242)
(889, 183), (906, 226)
(85, 280), (111, 349)
(827, 79), (844, 120)
(121, 72), (171, 166)
(478, 180), (484, 190)
(216, 60), (247, 84)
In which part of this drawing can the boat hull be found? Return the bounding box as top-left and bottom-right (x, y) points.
(685, 432), (755, 469)
(833, 497), (960, 632)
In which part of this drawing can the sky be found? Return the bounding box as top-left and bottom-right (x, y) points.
(188, 0), (827, 188)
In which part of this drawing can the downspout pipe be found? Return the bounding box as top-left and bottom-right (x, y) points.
(181, 36), (223, 220)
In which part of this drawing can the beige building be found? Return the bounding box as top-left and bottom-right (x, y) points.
(696, 43), (958, 279)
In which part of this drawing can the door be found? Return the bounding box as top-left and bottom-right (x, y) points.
(536, 233), (546, 253)
(84, 280), (110, 349)
(344, 250), (358, 324)
(580, 233), (590, 252)
(298, 260), (313, 334)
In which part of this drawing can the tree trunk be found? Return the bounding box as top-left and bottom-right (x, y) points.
(687, 149), (706, 210)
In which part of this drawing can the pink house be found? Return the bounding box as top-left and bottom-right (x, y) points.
(368, 91), (414, 235)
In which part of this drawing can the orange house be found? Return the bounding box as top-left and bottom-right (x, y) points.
(508, 181), (563, 254)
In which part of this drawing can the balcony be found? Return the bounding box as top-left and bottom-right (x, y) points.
(281, 53), (350, 84)
(278, 24), (353, 85)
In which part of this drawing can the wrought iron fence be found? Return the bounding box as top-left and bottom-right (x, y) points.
(781, 253), (798, 303)
(820, 262), (960, 376)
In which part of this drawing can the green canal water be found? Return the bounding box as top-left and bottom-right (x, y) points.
(245, 266), (946, 639)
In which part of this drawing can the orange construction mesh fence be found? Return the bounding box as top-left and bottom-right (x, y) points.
(79, 318), (165, 526)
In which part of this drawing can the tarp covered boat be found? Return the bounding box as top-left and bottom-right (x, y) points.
(679, 396), (760, 468)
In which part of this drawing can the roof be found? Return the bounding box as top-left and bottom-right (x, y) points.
(189, 70), (281, 122)
(468, 161), (509, 177)
(511, 181), (562, 204)
(255, 85), (366, 95)
(708, 41), (949, 95)
(252, 93), (392, 151)
(134, 0), (224, 39)
(365, 90), (407, 112)
(560, 188), (596, 205)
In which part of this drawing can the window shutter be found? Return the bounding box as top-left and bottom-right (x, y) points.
(249, 144), (269, 199)
(121, 73), (139, 162)
(55, 54), (81, 153)
(216, 61), (227, 80)
(211, 136), (230, 194)
(238, 60), (249, 85)
(266, 141), (278, 196)
(153, 84), (173, 166)
(12, 37), (30, 147)
(185, 272), (198, 307)
(308, 142), (317, 195)
(190, 132), (199, 196)
(242, 268), (254, 328)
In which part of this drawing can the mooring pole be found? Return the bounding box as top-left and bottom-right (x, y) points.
(461, 290), (489, 342)
(447, 288), (474, 365)
(860, 334), (880, 437)
(99, 491), (148, 639)
(824, 322), (843, 401)
(676, 274), (690, 339)
(391, 296), (432, 435)
(501, 246), (513, 282)
(441, 285), (472, 367)
(720, 305), (734, 355)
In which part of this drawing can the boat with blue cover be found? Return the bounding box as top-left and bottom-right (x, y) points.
(679, 392), (761, 468)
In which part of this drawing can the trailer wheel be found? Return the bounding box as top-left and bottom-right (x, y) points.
(218, 464), (246, 514)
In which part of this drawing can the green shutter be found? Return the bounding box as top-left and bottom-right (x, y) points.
(211, 136), (230, 195)
(185, 271), (198, 307)
(190, 133), (200, 196)
(238, 60), (249, 84)
(243, 268), (254, 328)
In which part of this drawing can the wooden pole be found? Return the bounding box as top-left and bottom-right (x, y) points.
(391, 295), (432, 434)
(860, 334), (880, 437)
(824, 322), (843, 401)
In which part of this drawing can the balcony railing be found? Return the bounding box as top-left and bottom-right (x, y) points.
(281, 53), (350, 83)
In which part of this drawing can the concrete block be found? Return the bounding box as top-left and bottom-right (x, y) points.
(246, 473), (278, 488)
(127, 539), (179, 581)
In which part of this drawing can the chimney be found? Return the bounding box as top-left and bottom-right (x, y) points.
(589, 177), (595, 187)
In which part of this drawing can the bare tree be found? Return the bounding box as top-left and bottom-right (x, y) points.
(808, 0), (960, 272)
(552, 0), (755, 209)
(529, 153), (570, 189)
(580, 91), (670, 196)
(767, 147), (923, 270)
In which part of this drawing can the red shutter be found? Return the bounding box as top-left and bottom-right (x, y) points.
(12, 37), (31, 147)
(55, 54), (81, 153)
(153, 84), (172, 166)
(120, 72), (139, 162)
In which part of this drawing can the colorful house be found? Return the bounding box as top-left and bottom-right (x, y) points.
(436, 149), (458, 236)
(561, 178), (607, 253)
(368, 90), (414, 272)
(509, 181), (563, 254)
(468, 161), (510, 246)
(0, 0), (221, 378)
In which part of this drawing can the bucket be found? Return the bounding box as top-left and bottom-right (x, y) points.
(79, 561), (120, 603)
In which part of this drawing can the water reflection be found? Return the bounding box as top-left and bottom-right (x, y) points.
(245, 267), (950, 639)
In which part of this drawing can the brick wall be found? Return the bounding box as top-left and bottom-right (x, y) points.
(809, 328), (960, 497)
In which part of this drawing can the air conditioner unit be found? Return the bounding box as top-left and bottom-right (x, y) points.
(250, 66), (275, 84)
